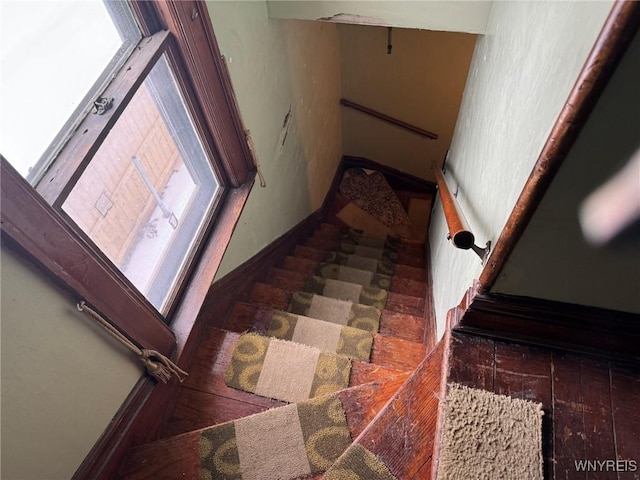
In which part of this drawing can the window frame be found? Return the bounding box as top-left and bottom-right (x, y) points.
(0, 0), (255, 357)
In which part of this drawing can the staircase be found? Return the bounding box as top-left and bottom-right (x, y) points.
(118, 186), (445, 479)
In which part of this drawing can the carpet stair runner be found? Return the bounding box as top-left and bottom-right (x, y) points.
(120, 210), (436, 479)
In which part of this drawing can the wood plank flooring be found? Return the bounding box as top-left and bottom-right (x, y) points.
(447, 332), (640, 480)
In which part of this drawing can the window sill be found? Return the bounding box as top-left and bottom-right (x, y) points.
(169, 176), (255, 365)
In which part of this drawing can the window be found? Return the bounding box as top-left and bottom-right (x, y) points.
(1, 1), (254, 354)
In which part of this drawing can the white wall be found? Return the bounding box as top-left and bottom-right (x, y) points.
(267, 1), (492, 34)
(428, 1), (614, 338)
(340, 24), (476, 180)
(1, 247), (142, 479)
(206, 1), (343, 280)
(493, 31), (640, 313)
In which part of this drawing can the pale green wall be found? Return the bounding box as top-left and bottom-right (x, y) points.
(207, 2), (343, 280)
(493, 31), (640, 313)
(267, 1), (492, 34)
(428, 1), (614, 338)
(1, 246), (142, 479)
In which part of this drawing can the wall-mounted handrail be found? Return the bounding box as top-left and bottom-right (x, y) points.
(431, 161), (490, 262)
(340, 98), (438, 140)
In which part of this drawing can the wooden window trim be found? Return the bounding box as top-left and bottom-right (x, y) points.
(0, 0), (255, 357)
(154, 1), (255, 187)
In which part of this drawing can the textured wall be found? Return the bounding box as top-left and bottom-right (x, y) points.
(267, 1), (491, 34)
(1, 247), (142, 479)
(493, 31), (640, 313)
(428, 1), (614, 338)
(206, 2), (343, 280)
(339, 24), (476, 180)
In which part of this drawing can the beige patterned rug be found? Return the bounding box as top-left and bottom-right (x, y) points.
(288, 292), (381, 333)
(324, 251), (395, 276)
(199, 393), (351, 480)
(324, 444), (397, 480)
(304, 276), (388, 310)
(316, 263), (392, 290)
(224, 333), (351, 403)
(264, 311), (373, 362)
(437, 383), (544, 480)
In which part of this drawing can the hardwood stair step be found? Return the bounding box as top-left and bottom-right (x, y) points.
(280, 256), (427, 292)
(272, 264), (426, 299)
(302, 236), (425, 267)
(339, 340), (446, 480)
(120, 371), (411, 479)
(221, 303), (426, 371)
(316, 222), (425, 249)
(226, 301), (426, 345)
(292, 246), (426, 282)
(183, 327), (409, 404)
(250, 281), (425, 317)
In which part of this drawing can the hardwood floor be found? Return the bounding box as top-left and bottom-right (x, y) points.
(446, 331), (640, 480)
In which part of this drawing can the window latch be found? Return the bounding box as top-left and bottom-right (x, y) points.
(92, 96), (114, 115)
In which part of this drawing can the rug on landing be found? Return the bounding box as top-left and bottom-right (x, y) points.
(265, 311), (374, 362)
(323, 444), (397, 480)
(436, 383), (544, 480)
(339, 168), (412, 237)
(288, 292), (381, 333)
(224, 333), (351, 403)
(199, 393), (352, 480)
(304, 276), (388, 310)
(316, 263), (392, 290)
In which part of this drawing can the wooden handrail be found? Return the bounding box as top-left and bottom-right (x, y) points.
(340, 98), (438, 140)
(431, 161), (490, 261)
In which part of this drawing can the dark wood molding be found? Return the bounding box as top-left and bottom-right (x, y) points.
(154, 0), (256, 187)
(342, 156), (437, 194)
(455, 291), (640, 364)
(479, 1), (640, 292)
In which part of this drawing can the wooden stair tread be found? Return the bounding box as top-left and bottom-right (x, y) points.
(317, 222), (425, 248)
(280, 256), (427, 296)
(348, 340), (445, 480)
(226, 301), (426, 345)
(222, 303), (426, 371)
(185, 327), (409, 400)
(313, 223), (426, 250)
(160, 387), (271, 439)
(302, 236), (425, 267)
(294, 244), (422, 269)
(281, 255), (427, 283)
(306, 233), (426, 259)
(120, 373), (412, 479)
(250, 280), (425, 318)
